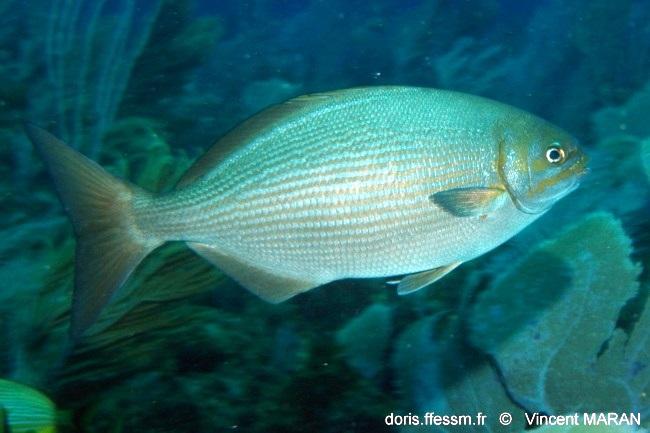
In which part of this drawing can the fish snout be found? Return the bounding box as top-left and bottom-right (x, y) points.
(572, 150), (590, 179)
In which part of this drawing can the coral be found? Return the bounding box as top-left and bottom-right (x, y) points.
(1, 122), (399, 433)
(470, 213), (645, 416)
(393, 314), (526, 433)
(594, 281), (650, 416)
(43, 0), (164, 157)
(0, 127), (220, 408)
(249, 337), (394, 433)
(3, 1), (650, 431)
(422, 363), (525, 433)
(336, 303), (392, 379)
(642, 138), (650, 183)
(118, 0), (222, 146)
(393, 212), (648, 433)
(392, 316), (443, 411)
(100, 117), (193, 192)
(581, 135), (649, 216)
(592, 81), (650, 140)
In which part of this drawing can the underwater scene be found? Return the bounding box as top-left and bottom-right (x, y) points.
(1, 0), (650, 432)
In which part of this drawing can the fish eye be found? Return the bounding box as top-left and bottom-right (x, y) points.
(545, 144), (565, 164)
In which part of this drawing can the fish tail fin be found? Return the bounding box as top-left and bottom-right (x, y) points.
(25, 123), (162, 339)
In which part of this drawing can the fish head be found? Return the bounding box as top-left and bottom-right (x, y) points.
(497, 116), (589, 214)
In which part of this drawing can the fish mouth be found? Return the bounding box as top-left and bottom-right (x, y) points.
(567, 150), (591, 180)
(547, 151), (590, 190)
(508, 152), (589, 215)
(569, 151), (590, 179)
(542, 153), (590, 203)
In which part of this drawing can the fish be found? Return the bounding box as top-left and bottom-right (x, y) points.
(25, 86), (588, 338)
(1, 406), (6, 433)
(0, 379), (57, 433)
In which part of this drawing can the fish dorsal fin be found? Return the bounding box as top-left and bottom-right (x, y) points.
(187, 242), (321, 303)
(395, 262), (462, 295)
(175, 91), (346, 189)
(430, 186), (506, 217)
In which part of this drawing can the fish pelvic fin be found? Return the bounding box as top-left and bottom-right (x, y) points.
(25, 124), (162, 340)
(187, 242), (321, 303)
(396, 262), (462, 295)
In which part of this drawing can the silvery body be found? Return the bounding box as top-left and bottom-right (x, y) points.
(26, 87), (587, 337)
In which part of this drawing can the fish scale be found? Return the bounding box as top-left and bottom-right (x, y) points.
(136, 90), (507, 278)
(26, 86), (587, 337)
(140, 95), (496, 277)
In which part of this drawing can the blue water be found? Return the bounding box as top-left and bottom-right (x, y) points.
(1, 1), (649, 432)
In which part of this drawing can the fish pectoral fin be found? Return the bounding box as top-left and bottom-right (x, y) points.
(396, 262), (462, 295)
(187, 242), (321, 303)
(430, 186), (506, 217)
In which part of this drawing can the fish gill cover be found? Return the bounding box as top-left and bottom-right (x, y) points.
(0, 0), (649, 432)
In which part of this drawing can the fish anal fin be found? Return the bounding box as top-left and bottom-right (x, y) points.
(430, 186), (506, 217)
(396, 262), (462, 295)
(187, 242), (320, 303)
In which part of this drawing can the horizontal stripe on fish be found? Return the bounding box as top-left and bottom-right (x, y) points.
(195, 211), (465, 253)
(228, 155), (478, 199)
(145, 137), (486, 214)
(181, 119), (487, 188)
(147, 175), (479, 239)
(206, 168), (474, 219)
(26, 87), (587, 337)
(142, 152), (486, 220)
(213, 143), (483, 200)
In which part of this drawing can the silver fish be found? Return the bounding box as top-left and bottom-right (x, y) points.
(26, 86), (588, 337)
